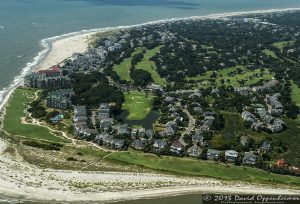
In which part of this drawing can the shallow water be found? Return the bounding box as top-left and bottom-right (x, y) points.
(1, 0), (300, 94)
(1, 0), (300, 203)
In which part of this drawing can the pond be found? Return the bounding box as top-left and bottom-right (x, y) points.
(116, 110), (160, 129)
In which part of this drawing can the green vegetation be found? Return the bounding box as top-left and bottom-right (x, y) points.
(291, 81), (300, 123)
(135, 46), (166, 86)
(113, 46), (166, 86)
(187, 65), (274, 88)
(107, 150), (300, 187)
(212, 111), (265, 149)
(71, 72), (124, 111)
(22, 140), (64, 151)
(130, 69), (153, 87)
(122, 91), (154, 120)
(263, 49), (277, 58)
(77, 147), (110, 158)
(272, 119), (300, 167)
(272, 41), (295, 51)
(291, 81), (300, 106)
(3, 88), (67, 143)
(211, 112), (300, 166)
(113, 48), (142, 81)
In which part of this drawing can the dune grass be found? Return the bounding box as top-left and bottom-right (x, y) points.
(122, 91), (154, 120)
(107, 150), (300, 187)
(3, 88), (67, 143)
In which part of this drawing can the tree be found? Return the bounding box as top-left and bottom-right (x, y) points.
(130, 69), (153, 87)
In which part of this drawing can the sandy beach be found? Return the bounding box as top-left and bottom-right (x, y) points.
(0, 138), (299, 203)
(1, 7), (300, 202)
(38, 32), (98, 70)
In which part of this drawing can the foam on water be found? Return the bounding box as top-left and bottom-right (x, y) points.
(0, 7), (300, 111)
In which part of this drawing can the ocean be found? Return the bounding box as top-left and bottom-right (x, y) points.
(1, 0), (300, 203)
(1, 0), (300, 104)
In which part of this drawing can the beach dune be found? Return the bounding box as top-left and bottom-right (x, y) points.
(1, 7), (300, 203)
(38, 32), (97, 70)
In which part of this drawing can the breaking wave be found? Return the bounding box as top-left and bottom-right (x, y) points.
(0, 7), (300, 111)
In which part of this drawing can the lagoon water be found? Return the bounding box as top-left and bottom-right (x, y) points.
(1, 0), (300, 203)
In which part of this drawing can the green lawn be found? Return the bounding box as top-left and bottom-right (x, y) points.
(122, 91), (154, 120)
(3, 88), (67, 143)
(187, 65), (274, 88)
(107, 150), (300, 187)
(291, 81), (300, 124)
(135, 46), (166, 86)
(291, 81), (300, 106)
(272, 41), (295, 52)
(263, 49), (277, 58)
(113, 48), (142, 81)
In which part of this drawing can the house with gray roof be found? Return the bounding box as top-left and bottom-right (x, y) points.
(192, 133), (204, 145)
(207, 149), (221, 160)
(187, 145), (202, 157)
(78, 128), (98, 139)
(170, 140), (184, 155)
(94, 133), (110, 144)
(100, 118), (113, 132)
(131, 128), (138, 139)
(225, 150), (238, 162)
(261, 140), (271, 151)
(241, 111), (256, 123)
(243, 152), (257, 165)
(99, 103), (110, 120)
(269, 118), (285, 133)
(153, 139), (167, 152)
(132, 139), (146, 150)
(113, 139), (125, 149)
(73, 106), (88, 125)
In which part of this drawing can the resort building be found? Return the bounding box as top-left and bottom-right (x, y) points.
(46, 89), (75, 109)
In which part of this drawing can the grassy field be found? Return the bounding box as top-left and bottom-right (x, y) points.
(3, 88), (67, 143)
(263, 49), (277, 58)
(113, 48), (142, 81)
(272, 41), (295, 52)
(135, 46), (166, 86)
(187, 65), (274, 88)
(122, 91), (154, 120)
(291, 81), (300, 106)
(107, 150), (300, 187)
(113, 46), (166, 86)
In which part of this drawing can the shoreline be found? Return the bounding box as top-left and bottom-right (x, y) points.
(1, 7), (300, 203)
(1, 7), (300, 112)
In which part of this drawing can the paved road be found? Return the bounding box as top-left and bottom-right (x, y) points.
(179, 108), (195, 146)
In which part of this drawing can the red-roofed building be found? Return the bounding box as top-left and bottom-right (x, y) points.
(39, 65), (61, 77)
(276, 159), (289, 168)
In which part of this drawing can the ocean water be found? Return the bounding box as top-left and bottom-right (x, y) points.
(1, 0), (300, 203)
(1, 0), (300, 99)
